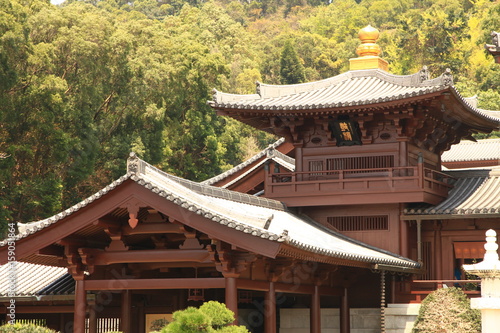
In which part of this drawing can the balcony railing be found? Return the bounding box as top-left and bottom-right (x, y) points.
(395, 280), (481, 303)
(264, 164), (454, 206)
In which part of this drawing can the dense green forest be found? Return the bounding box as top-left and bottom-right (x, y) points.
(0, 0), (499, 232)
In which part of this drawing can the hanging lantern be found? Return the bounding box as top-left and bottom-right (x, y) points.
(188, 267), (204, 301)
(187, 288), (205, 302)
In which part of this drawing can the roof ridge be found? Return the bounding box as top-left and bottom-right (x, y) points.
(201, 138), (286, 185)
(214, 67), (452, 104)
(128, 153), (287, 211)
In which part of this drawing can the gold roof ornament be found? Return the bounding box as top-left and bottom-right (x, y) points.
(349, 25), (389, 71)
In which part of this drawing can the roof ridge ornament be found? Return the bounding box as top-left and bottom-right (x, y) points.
(419, 66), (430, 83)
(349, 25), (389, 72)
(127, 152), (140, 174)
(442, 68), (453, 86)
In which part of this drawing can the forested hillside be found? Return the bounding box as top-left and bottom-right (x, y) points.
(0, 0), (499, 232)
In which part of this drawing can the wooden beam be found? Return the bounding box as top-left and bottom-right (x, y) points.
(79, 248), (211, 265)
(236, 279), (270, 291)
(122, 223), (185, 235)
(235, 279), (342, 296)
(84, 278), (225, 291)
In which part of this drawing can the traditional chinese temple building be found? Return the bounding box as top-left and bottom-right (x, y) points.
(1, 26), (500, 333)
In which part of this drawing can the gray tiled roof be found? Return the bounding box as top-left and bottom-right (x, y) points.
(0, 262), (70, 296)
(202, 138), (293, 186)
(211, 69), (446, 110)
(442, 139), (500, 163)
(404, 167), (500, 216)
(1, 155), (419, 270)
(210, 69), (500, 127)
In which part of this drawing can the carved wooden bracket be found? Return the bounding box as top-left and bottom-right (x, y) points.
(104, 226), (129, 252)
(61, 240), (85, 280)
(405, 106), (426, 137)
(312, 265), (332, 285)
(78, 248), (99, 275)
(208, 240), (256, 278)
(353, 112), (374, 144)
(265, 259), (295, 282)
(126, 200), (141, 229)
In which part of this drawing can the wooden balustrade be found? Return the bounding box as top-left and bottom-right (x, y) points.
(265, 166), (453, 206)
(394, 280), (481, 303)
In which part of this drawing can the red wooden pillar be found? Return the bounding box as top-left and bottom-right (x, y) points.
(310, 285), (321, 333)
(225, 277), (238, 325)
(121, 290), (132, 333)
(265, 282), (276, 333)
(74, 279), (86, 333)
(340, 287), (350, 333)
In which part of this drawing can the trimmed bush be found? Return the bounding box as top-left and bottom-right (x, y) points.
(412, 287), (481, 333)
(162, 301), (249, 333)
(0, 323), (58, 333)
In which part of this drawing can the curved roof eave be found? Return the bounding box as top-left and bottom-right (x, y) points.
(210, 68), (500, 132)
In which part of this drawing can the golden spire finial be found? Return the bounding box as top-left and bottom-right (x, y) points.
(356, 25), (381, 57)
(349, 25), (388, 71)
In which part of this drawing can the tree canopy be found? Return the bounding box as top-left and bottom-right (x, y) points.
(0, 0), (499, 234)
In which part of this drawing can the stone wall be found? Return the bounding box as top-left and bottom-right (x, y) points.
(385, 304), (420, 333)
(279, 304), (420, 333)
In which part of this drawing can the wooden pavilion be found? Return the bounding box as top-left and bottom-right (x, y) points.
(1, 25), (500, 333)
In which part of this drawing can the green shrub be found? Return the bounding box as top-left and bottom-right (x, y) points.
(0, 323), (58, 333)
(412, 287), (481, 333)
(162, 301), (249, 333)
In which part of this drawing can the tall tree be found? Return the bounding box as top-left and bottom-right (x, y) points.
(279, 39), (306, 84)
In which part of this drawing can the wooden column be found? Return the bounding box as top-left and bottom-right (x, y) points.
(225, 277), (238, 325)
(138, 302), (145, 333)
(74, 280), (86, 333)
(340, 287), (350, 333)
(265, 282), (276, 333)
(399, 218), (409, 259)
(296, 147), (303, 173)
(59, 313), (65, 333)
(120, 290), (132, 333)
(434, 221), (443, 280)
(310, 285), (321, 333)
(89, 303), (97, 333)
